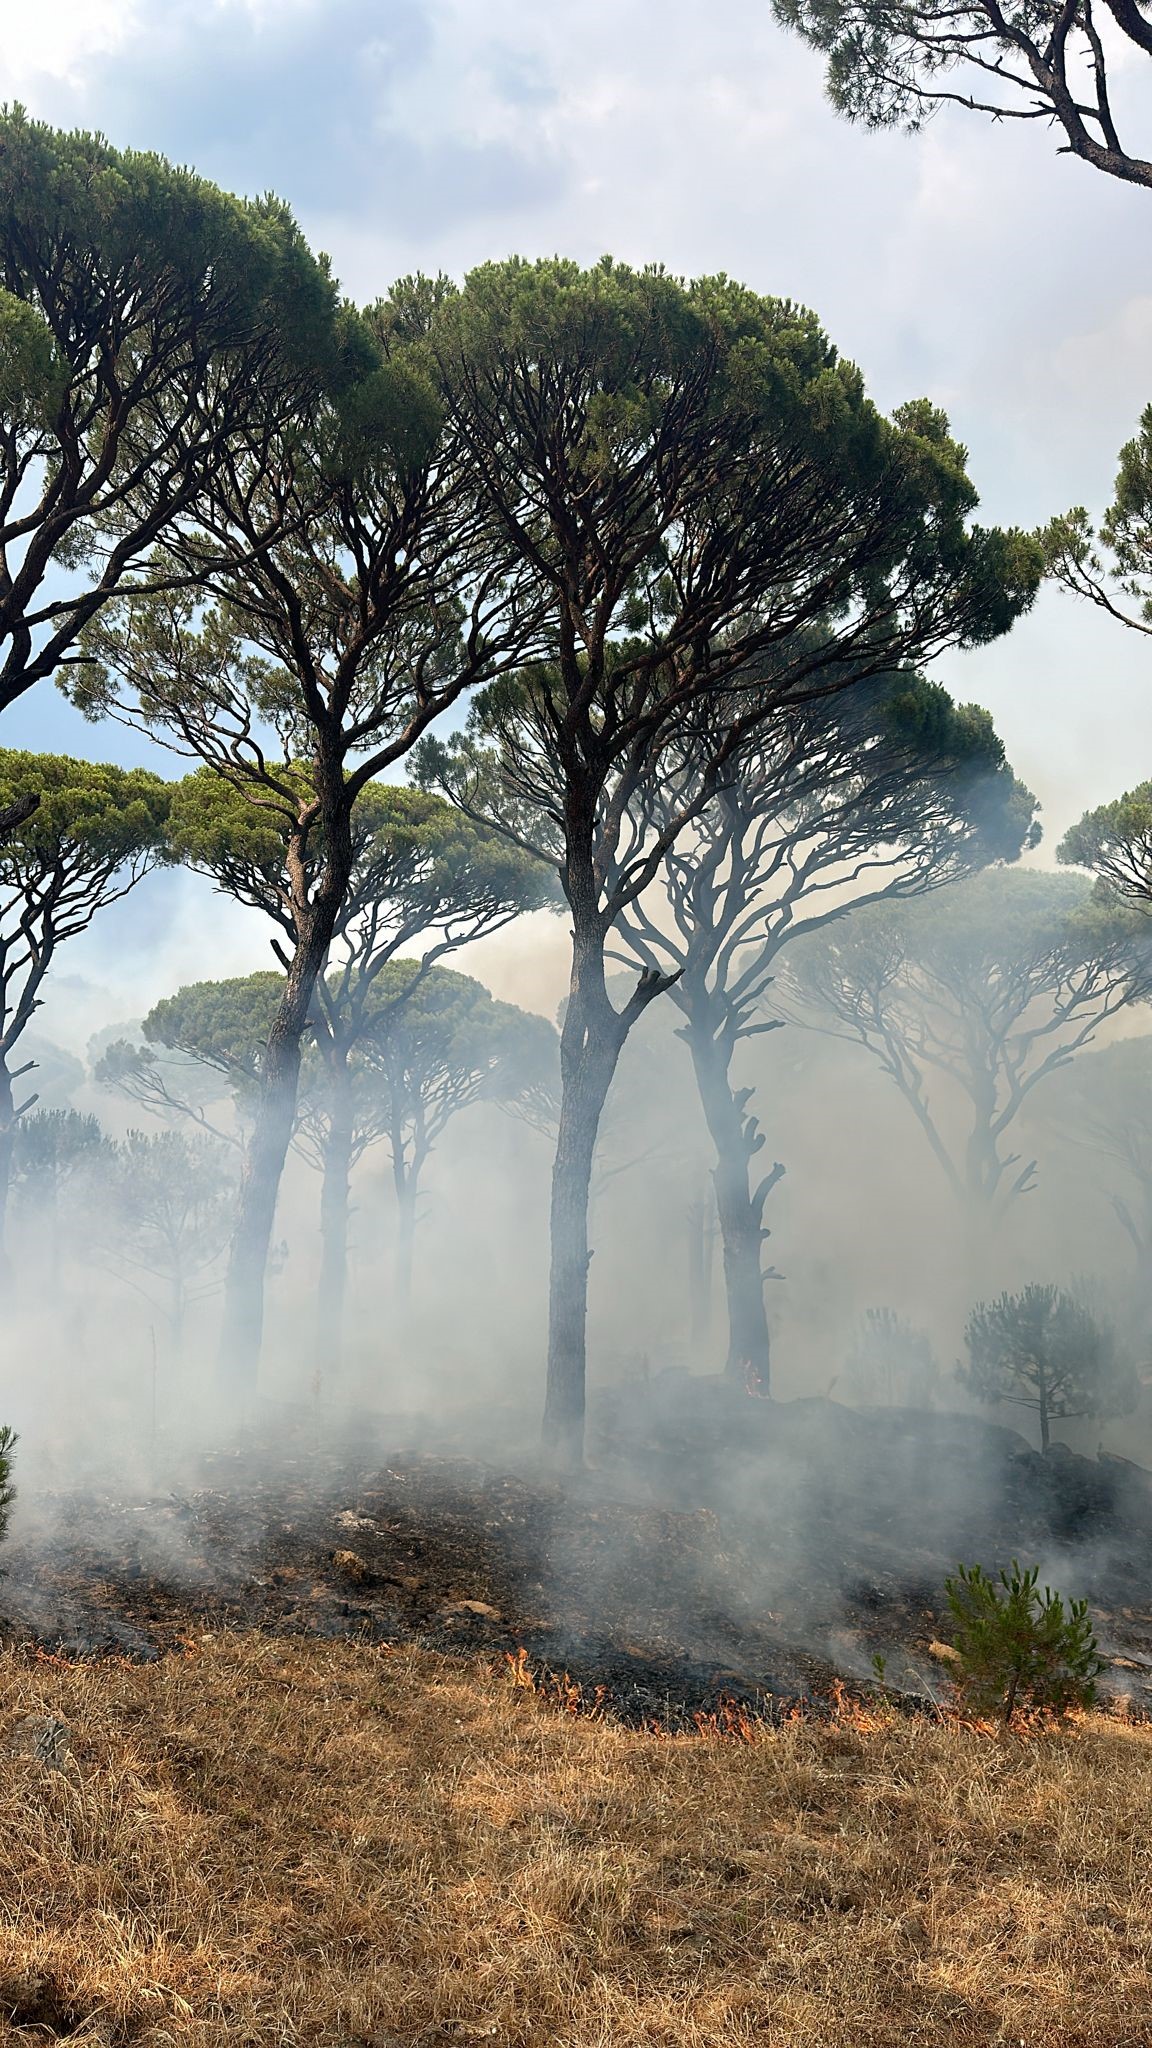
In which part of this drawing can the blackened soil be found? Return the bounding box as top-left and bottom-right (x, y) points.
(2, 1384), (1152, 1726)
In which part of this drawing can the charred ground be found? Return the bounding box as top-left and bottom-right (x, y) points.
(3, 1380), (1152, 1724)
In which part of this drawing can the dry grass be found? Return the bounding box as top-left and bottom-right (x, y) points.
(0, 1637), (1150, 2046)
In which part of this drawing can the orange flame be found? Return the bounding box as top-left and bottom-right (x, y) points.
(504, 1647), (608, 1720)
(505, 1646), (535, 1694)
(825, 1678), (900, 1734)
(692, 1695), (759, 1742)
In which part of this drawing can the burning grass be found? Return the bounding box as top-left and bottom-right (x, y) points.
(0, 1638), (1150, 2044)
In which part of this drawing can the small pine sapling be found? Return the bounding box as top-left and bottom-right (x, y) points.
(959, 1284), (1134, 1453)
(944, 1559), (1106, 1730)
(865, 1650), (899, 1716)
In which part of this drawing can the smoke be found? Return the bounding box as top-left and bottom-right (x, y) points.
(0, 924), (1135, 1430)
(2, 861), (1152, 1722)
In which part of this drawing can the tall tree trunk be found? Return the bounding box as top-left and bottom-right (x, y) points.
(217, 773), (354, 1395)
(0, 1062), (15, 1290)
(170, 1271), (185, 1365)
(1037, 1358), (1051, 1454)
(386, 1088), (418, 1315)
(543, 912), (635, 1471)
(217, 1018), (309, 1393)
(1140, 1189), (1152, 1335)
(687, 1024), (782, 1395)
(316, 1044), (354, 1375)
(387, 1088), (435, 1315)
(46, 1181), (60, 1291)
(687, 1172), (714, 1355)
(962, 1063), (1005, 1293)
(961, 1194), (997, 1301)
(544, 1031), (618, 1469)
(394, 1165), (417, 1312)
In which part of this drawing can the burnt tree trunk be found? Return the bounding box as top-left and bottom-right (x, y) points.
(544, 900), (664, 1469)
(170, 1271), (185, 1364)
(0, 1051), (38, 1291)
(388, 1090), (426, 1314)
(394, 1164), (417, 1311)
(687, 1173), (715, 1353)
(1037, 1356), (1051, 1455)
(217, 994), (316, 1392)
(544, 1026), (618, 1467)
(961, 1061), (1020, 1292)
(687, 1023), (782, 1395)
(316, 1042), (354, 1372)
(218, 772), (354, 1395)
(45, 1180), (61, 1290)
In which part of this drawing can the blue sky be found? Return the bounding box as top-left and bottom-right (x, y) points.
(4, 0), (1152, 1028)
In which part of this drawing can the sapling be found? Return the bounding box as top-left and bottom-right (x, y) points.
(944, 1560), (1106, 1730)
(959, 1283), (1134, 1453)
(865, 1650), (899, 1714)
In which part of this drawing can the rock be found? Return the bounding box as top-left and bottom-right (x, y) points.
(440, 1598), (503, 1622)
(5, 1714), (70, 1769)
(335, 1510), (378, 1532)
(332, 1549), (370, 1584)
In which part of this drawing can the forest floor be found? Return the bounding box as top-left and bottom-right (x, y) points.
(3, 1386), (1152, 1722)
(0, 1436), (876, 1720)
(1, 1632), (1151, 2047)
(4, 1394), (1152, 2041)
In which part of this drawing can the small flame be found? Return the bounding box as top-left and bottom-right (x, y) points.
(505, 1645), (534, 1694)
(503, 1647), (605, 1718)
(743, 1358), (770, 1399)
(692, 1694), (759, 1742)
(828, 1678), (897, 1734)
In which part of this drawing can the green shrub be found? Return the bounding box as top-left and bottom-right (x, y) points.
(944, 1559), (1106, 1730)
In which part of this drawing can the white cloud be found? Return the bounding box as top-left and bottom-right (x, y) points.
(0, 1), (136, 94)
